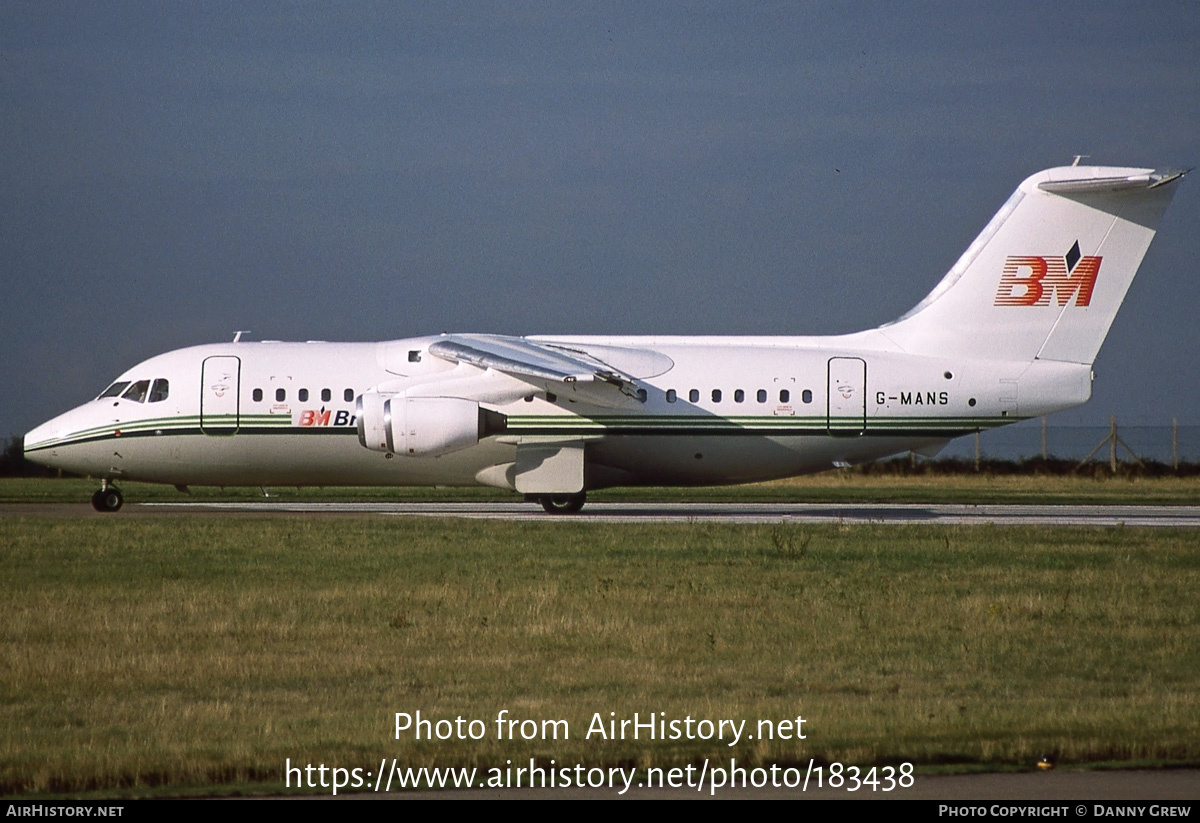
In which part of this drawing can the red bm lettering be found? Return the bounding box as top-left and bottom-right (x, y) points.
(299, 409), (332, 426)
(995, 255), (1101, 306)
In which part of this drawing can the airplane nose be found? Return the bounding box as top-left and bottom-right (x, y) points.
(23, 414), (72, 470)
(23, 406), (119, 477)
(23, 420), (57, 454)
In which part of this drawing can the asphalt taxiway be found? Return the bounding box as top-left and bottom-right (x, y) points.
(114, 501), (1200, 526)
(6, 501), (1200, 527)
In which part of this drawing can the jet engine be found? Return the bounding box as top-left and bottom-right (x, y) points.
(356, 394), (505, 457)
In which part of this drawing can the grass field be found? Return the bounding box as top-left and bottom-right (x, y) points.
(2, 512), (1198, 797)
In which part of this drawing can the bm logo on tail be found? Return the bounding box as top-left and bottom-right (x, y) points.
(994, 240), (1101, 307)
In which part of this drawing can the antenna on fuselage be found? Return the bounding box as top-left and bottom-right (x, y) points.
(1071, 155), (1090, 167)
(232, 330), (251, 343)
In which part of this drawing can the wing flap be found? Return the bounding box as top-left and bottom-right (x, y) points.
(428, 334), (646, 407)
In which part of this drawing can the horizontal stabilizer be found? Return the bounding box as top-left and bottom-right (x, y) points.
(1038, 169), (1188, 194)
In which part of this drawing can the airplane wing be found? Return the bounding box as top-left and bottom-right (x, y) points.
(427, 334), (647, 407)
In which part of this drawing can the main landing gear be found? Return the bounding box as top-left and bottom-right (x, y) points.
(538, 492), (586, 515)
(91, 482), (123, 513)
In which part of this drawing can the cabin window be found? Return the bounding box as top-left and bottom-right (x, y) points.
(689, 389), (699, 403)
(734, 389), (744, 403)
(666, 389), (677, 403)
(344, 389), (354, 402)
(802, 389), (813, 404)
(148, 379), (169, 403)
(780, 389), (790, 403)
(711, 389), (722, 403)
(99, 381), (130, 400)
(321, 388), (331, 402)
(408, 350), (422, 362)
(299, 388), (309, 402)
(276, 388), (286, 402)
(253, 388), (263, 402)
(757, 389), (767, 403)
(122, 380), (150, 403)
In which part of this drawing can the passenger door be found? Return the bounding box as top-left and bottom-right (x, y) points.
(200, 356), (241, 435)
(827, 357), (866, 435)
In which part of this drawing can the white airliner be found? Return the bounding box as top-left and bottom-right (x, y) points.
(24, 164), (1187, 513)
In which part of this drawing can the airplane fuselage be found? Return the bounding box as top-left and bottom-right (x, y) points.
(24, 334), (1088, 491)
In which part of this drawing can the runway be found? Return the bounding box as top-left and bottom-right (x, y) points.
(124, 500), (1200, 527)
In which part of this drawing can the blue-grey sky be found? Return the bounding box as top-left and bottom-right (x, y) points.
(3, 2), (1198, 437)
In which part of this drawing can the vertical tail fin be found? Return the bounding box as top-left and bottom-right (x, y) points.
(879, 166), (1186, 364)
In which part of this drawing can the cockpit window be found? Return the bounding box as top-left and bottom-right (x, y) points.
(148, 379), (169, 403)
(99, 381), (130, 399)
(122, 380), (151, 403)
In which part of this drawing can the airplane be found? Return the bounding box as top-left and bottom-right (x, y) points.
(23, 164), (1187, 514)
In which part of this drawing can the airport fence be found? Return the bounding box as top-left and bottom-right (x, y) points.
(931, 418), (1200, 473)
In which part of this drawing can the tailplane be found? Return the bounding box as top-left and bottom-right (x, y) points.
(879, 165), (1186, 364)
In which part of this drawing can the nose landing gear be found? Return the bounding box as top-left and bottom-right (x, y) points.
(91, 482), (123, 512)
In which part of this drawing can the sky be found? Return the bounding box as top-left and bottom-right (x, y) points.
(2, 2), (1198, 438)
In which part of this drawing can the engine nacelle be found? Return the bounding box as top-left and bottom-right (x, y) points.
(356, 393), (392, 452)
(357, 395), (502, 457)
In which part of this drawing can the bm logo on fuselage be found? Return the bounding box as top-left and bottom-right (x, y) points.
(298, 408), (356, 427)
(994, 242), (1101, 307)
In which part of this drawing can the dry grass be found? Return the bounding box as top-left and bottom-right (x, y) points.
(1, 516), (1198, 795)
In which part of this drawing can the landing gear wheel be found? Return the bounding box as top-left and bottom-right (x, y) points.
(91, 486), (124, 513)
(539, 492), (586, 515)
